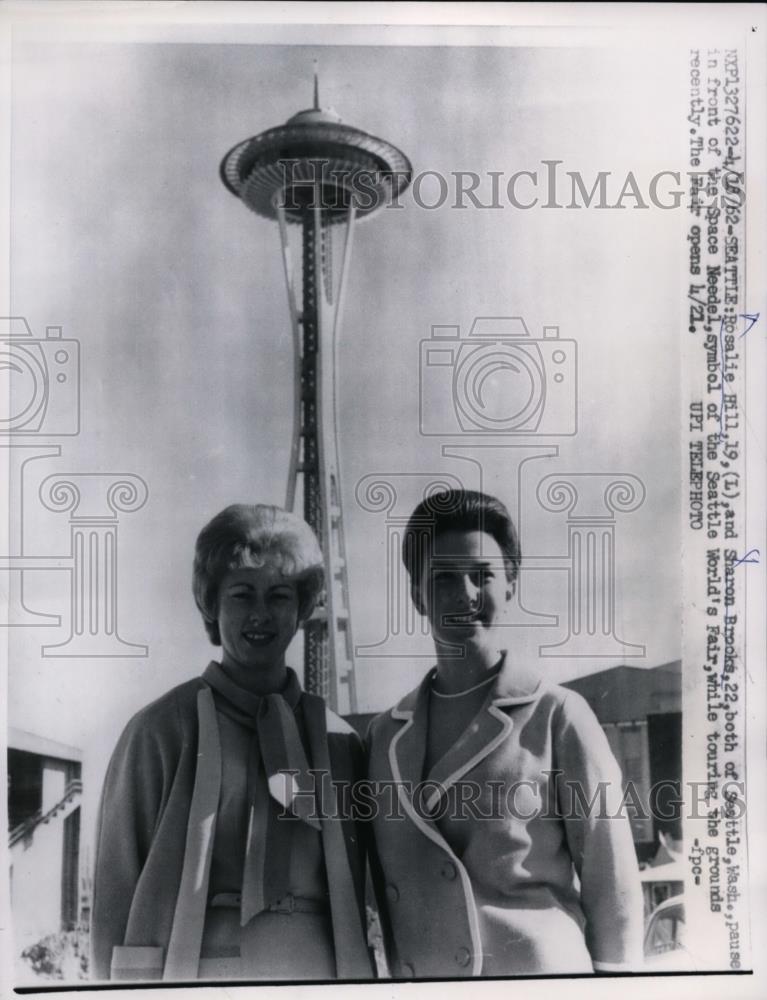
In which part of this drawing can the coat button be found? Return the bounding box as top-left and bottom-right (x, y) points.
(440, 860), (457, 880)
(401, 962), (415, 978)
(385, 883), (400, 903)
(454, 947), (471, 968)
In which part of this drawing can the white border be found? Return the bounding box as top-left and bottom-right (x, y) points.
(0, 4), (764, 1000)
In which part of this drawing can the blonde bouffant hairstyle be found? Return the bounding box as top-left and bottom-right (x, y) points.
(193, 504), (324, 645)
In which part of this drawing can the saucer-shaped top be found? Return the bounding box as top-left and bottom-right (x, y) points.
(220, 110), (412, 224)
(286, 107), (344, 126)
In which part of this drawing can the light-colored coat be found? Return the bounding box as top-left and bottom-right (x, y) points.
(366, 659), (644, 977)
(91, 671), (374, 982)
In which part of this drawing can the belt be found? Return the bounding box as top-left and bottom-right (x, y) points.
(209, 892), (329, 915)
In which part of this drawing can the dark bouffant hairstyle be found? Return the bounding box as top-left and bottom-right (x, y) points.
(402, 489), (521, 591)
(193, 504), (324, 645)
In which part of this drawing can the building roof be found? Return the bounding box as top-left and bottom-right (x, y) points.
(8, 727), (82, 762)
(562, 661), (681, 723)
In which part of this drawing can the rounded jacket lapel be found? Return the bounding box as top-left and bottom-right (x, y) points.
(301, 692), (373, 979)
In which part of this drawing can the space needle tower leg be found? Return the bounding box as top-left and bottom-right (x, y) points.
(275, 188), (358, 711)
(320, 198), (358, 715)
(275, 198), (302, 514)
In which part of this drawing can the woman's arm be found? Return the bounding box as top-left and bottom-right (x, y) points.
(90, 711), (166, 980)
(554, 689), (645, 971)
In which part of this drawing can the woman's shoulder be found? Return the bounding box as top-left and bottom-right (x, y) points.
(514, 681), (604, 744)
(529, 679), (597, 718)
(364, 684), (421, 748)
(323, 705), (358, 738)
(537, 681), (616, 763)
(103, 676), (208, 785)
(297, 690), (361, 742)
(549, 682), (601, 721)
(366, 706), (395, 743)
(118, 675), (207, 745)
(316, 700), (362, 749)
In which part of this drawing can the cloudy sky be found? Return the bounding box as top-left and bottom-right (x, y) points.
(6, 23), (685, 846)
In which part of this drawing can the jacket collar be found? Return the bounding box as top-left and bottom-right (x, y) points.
(391, 652), (542, 719)
(489, 655), (542, 706)
(389, 654), (544, 813)
(202, 660), (303, 726)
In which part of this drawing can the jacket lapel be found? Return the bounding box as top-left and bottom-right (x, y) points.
(163, 687), (221, 981)
(423, 657), (543, 813)
(389, 669), (433, 792)
(424, 701), (512, 813)
(301, 693), (372, 980)
(388, 670), (456, 851)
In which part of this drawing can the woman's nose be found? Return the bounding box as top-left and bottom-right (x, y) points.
(247, 599), (270, 623)
(457, 576), (480, 605)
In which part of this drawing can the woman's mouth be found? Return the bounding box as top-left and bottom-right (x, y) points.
(243, 629), (276, 644)
(444, 612), (482, 626)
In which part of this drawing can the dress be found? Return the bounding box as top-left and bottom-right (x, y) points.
(365, 657), (644, 978)
(91, 663), (373, 982)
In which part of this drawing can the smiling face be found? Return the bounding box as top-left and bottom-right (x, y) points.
(216, 559), (301, 689)
(414, 529), (514, 669)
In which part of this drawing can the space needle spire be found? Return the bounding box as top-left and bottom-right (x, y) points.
(220, 77), (412, 712)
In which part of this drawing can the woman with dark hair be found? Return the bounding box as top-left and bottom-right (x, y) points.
(91, 504), (373, 983)
(366, 488), (643, 977)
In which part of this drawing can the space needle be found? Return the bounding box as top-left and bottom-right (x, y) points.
(220, 76), (411, 712)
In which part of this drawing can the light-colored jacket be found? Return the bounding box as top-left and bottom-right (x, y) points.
(366, 659), (644, 978)
(91, 670), (374, 982)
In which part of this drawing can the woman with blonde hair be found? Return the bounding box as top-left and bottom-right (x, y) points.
(91, 504), (373, 983)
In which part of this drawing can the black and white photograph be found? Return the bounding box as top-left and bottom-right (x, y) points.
(1, 2), (765, 997)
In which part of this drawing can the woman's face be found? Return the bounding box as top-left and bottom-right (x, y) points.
(415, 529), (513, 668)
(216, 556), (301, 680)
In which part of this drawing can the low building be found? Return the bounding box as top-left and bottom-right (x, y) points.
(8, 729), (83, 955)
(563, 661), (681, 863)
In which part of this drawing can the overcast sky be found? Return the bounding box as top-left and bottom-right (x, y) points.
(7, 29), (684, 846)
